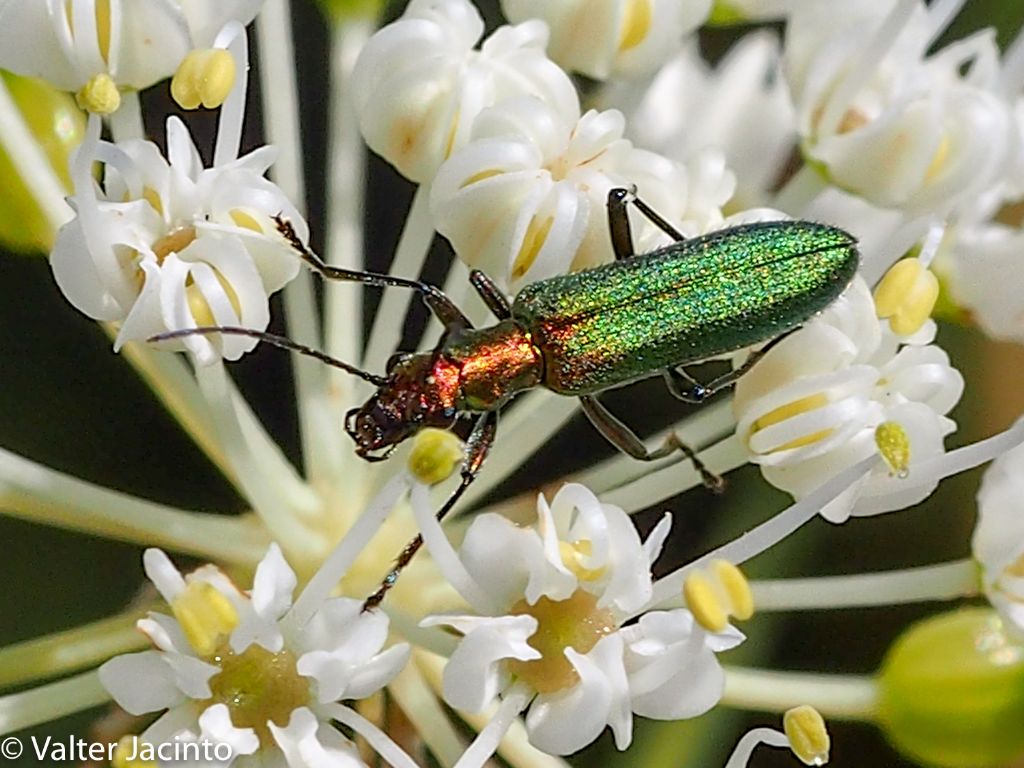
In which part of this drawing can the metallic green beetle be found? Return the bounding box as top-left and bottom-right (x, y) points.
(160, 188), (859, 608)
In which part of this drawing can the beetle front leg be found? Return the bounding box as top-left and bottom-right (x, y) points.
(579, 395), (723, 492)
(276, 216), (474, 330)
(362, 411), (498, 611)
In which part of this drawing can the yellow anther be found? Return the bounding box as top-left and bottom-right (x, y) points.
(152, 226), (197, 263)
(750, 393), (834, 452)
(711, 559), (753, 621)
(511, 215), (554, 281)
(684, 572), (728, 632)
(925, 134), (950, 183)
(230, 208), (265, 232)
(172, 581), (239, 658)
(875, 421), (910, 478)
(408, 428), (463, 485)
(874, 258), (939, 336)
(65, 0), (112, 62)
(618, 0), (653, 52)
(784, 705), (830, 766)
(75, 73), (120, 115)
(171, 49), (237, 110)
(558, 539), (607, 582)
(112, 737), (156, 768)
(684, 560), (753, 632)
(459, 169), (502, 189)
(186, 270), (242, 327)
(141, 187), (163, 216)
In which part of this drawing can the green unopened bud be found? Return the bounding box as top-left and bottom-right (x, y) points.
(314, 0), (383, 22)
(707, 2), (747, 25)
(878, 608), (1024, 767)
(0, 71), (86, 253)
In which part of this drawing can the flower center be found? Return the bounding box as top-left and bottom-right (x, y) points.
(205, 643), (311, 747)
(151, 226), (198, 263)
(506, 589), (617, 694)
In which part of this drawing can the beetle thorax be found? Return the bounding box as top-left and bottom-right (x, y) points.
(445, 320), (543, 412)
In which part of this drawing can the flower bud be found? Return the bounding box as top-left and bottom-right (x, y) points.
(878, 608), (1024, 767)
(313, 0), (383, 21)
(0, 71), (85, 252)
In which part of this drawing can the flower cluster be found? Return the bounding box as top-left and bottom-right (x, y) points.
(1, 1), (1024, 768)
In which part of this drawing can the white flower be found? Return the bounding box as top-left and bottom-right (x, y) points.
(50, 115), (304, 365)
(500, 0), (712, 81)
(0, 0), (262, 106)
(352, 0), (577, 183)
(421, 483), (742, 756)
(430, 96), (733, 292)
(972, 439), (1024, 637)
(99, 545), (410, 767)
(942, 221), (1024, 345)
(785, 0), (1012, 214)
(624, 33), (795, 210)
(733, 276), (964, 522)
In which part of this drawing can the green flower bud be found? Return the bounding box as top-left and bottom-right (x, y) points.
(0, 71), (85, 253)
(707, 3), (747, 25)
(314, 0), (383, 23)
(878, 608), (1024, 767)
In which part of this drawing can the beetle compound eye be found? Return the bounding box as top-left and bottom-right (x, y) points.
(386, 352), (410, 372)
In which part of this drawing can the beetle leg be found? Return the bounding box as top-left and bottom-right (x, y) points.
(362, 411), (499, 611)
(607, 187), (687, 259)
(276, 216), (473, 330)
(580, 395), (724, 491)
(469, 269), (512, 320)
(607, 187), (638, 260)
(665, 332), (794, 402)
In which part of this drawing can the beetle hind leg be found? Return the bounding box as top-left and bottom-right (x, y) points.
(579, 395), (724, 492)
(665, 332), (796, 403)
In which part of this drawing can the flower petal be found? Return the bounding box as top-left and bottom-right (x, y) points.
(98, 651), (184, 715)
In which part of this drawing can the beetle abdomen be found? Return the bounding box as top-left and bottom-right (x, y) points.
(512, 221), (859, 396)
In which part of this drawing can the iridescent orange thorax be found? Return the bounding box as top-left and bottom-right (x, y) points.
(443, 320), (543, 412)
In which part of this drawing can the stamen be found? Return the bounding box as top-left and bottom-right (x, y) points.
(750, 394), (833, 452)
(407, 428), (463, 485)
(873, 258), (939, 336)
(784, 705), (831, 765)
(171, 581), (239, 658)
(511, 215), (554, 281)
(75, 73), (120, 115)
(172, 49), (237, 110)
(111, 736), (155, 768)
(618, 0), (653, 52)
(558, 539), (607, 582)
(683, 560), (754, 632)
(875, 422), (911, 478)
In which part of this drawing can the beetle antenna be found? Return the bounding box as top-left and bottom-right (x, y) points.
(148, 327), (388, 386)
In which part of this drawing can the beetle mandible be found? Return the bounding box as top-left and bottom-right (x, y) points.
(158, 188), (859, 609)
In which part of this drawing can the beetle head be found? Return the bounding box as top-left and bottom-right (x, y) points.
(345, 351), (459, 461)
